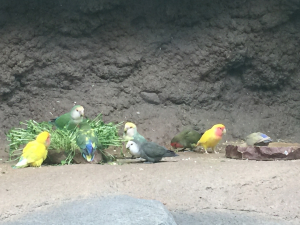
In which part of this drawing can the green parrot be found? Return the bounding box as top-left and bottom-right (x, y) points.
(50, 105), (84, 130)
(123, 122), (147, 157)
(245, 132), (273, 146)
(126, 140), (178, 163)
(170, 128), (204, 150)
(76, 121), (98, 162)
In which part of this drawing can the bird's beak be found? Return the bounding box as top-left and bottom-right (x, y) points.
(223, 128), (227, 134)
(46, 137), (51, 147)
(85, 154), (93, 162)
(80, 110), (84, 117)
(125, 142), (130, 149)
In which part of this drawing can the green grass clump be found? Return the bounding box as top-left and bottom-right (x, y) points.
(7, 114), (123, 165)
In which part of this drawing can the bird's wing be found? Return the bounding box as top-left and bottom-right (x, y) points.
(22, 143), (47, 163)
(142, 142), (166, 158)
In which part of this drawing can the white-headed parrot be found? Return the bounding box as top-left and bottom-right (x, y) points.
(171, 128), (204, 151)
(196, 124), (226, 154)
(123, 122), (147, 157)
(50, 105), (84, 130)
(14, 131), (51, 168)
(76, 121), (98, 162)
(126, 140), (178, 163)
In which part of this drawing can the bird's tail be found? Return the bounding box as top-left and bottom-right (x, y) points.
(163, 150), (179, 157)
(13, 157), (28, 169)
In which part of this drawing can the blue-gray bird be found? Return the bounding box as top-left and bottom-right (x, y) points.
(126, 140), (178, 163)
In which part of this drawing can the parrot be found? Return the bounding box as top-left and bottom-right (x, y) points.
(14, 131), (51, 168)
(196, 124), (226, 154)
(244, 132), (273, 146)
(171, 128), (204, 151)
(123, 122), (147, 157)
(50, 105), (84, 130)
(76, 121), (98, 162)
(126, 140), (178, 163)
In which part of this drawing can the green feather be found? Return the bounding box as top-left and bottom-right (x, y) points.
(171, 128), (203, 149)
(76, 122), (98, 157)
(50, 105), (84, 130)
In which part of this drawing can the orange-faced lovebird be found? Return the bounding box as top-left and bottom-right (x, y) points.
(171, 128), (204, 151)
(196, 124), (226, 154)
(14, 131), (51, 168)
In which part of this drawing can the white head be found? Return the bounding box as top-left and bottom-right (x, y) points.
(126, 141), (140, 157)
(70, 105), (84, 120)
(124, 122), (137, 138)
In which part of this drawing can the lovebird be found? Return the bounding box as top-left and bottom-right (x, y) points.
(196, 124), (226, 154)
(126, 140), (178, 163)
(245, 132), (273, 146)
(76, 121), (98, 162)
(123, 122), (147, 157)
(171, 128), (204, 150)
(14, 131), (51, 168)
(50, 105), (84, 130)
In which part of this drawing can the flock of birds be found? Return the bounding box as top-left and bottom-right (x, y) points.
(13, 105), (273, 168)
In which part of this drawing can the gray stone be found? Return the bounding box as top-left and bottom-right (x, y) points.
(225, 145), (300, 161)
(140, 92), (161, 105)
(173, 210), (298, 225)
(5, 195), (177, 225)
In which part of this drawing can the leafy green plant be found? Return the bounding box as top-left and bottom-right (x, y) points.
(6, 114), (123, 165)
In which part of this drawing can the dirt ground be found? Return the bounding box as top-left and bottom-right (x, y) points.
(1, 146), (300, 224)
(0, 1), (300, 224)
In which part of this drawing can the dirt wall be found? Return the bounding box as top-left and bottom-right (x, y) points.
(0, 0), (300, 146)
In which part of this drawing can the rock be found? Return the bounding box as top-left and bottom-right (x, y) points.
(140, 92), (161, 105)
(225, 145), (300, 161)
(45, 149), (103, 164)
(6, 195), (177, 225)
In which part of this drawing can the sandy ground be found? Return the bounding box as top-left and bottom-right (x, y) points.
(1, 147), (300, 224)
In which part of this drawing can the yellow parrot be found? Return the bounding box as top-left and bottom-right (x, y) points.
(14, 131), (51, 168)
(196, 124), (226, 154)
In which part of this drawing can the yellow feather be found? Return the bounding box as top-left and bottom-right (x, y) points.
(196, 124), (225, 153)
(198, 129), (221, 150)
(15, 131), (50, 168)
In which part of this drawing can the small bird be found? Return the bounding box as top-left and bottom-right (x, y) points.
(244, 132), (273, 146)
(196, 124), (226, 154)
(123, 122), (147, 157)
(50, 105), (84, 130)
(14, 131), (51, 168)
(126, 140), (178, 163)
(171, 128), (204, 151)
(76, 121), (98, 162)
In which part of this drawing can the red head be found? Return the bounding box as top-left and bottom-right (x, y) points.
(212, 124), (226, 137)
